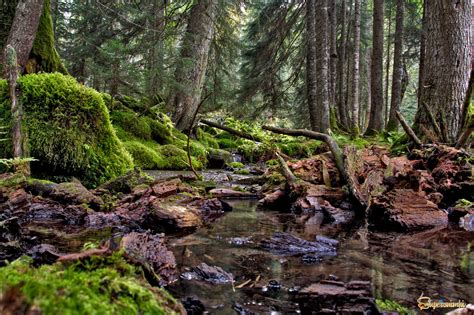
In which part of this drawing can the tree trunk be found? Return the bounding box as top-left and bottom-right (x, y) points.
(417, 0), (426, 106)
(306, 0), (319, 131)
(366, 0), (384, 135)
(350, 0), (361, 135)
(5, 45), (29, 175)
(384, 6), (392, 126)
(0, 0), (19, 51)
(1, 0), (65, 75)
(168, 0), (216, 132)
(336, 0), (348, 128)
(147, 1), (165, 104)
(414, 0), (472, 143)
(1, 0), (44, 74)
(386, 0), (404, 131)
(315, 0), (330, 133)
(328, 0), (337, 112)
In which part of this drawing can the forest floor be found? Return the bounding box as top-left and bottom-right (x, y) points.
(0, 140), (473, 314)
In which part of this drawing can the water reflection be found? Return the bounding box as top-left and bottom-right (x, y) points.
(168, 199), (474, 313)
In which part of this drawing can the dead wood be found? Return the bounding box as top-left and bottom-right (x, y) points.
(395, 111), (422, 147)
(262, 125), (366, 209)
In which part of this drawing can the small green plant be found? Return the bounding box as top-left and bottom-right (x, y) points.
(0, 157), (37, 170)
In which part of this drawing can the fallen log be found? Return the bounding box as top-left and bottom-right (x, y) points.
(262, 125), (366, 209)
(276, 151), (296, 184)
(395, 111), (422, 147)
(200, 119), (262, 142)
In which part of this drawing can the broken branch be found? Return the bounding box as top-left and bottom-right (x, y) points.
(395, 111), (422, 147)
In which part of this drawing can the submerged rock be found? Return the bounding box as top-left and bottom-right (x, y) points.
(121, 232), (177, 286)
(294, 280), (378, 314)
(181, 263), (233, 284)
(260, 232), (337, 261)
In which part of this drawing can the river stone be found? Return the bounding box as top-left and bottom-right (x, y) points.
(121, 232), (177, 286)
(181, 263), (233, 284)
(368, 189), (448, 232)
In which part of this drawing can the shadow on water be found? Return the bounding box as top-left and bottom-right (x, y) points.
(167, 199), (474, 313)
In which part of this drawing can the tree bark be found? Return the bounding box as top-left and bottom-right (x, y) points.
(350, 0), (361, 135)
(306, 0), (319, 131)
(336, 0), (348, 128)
(1, 0), (44, 74)
(386, 0), (404, 131)
(414, 0), (472, 144)
(384, 6), (392, 126)
(366, 0), (384, 135)
(147, 0), (165, 104)
(328, 0), (337, 112)
(315, 0), (330, 133)
(168, 0), (216, 132)
(5, 45), (29, 175)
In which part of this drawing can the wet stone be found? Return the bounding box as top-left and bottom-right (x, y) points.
(120, 232), (177, 286)
(181, 263), (233, 284)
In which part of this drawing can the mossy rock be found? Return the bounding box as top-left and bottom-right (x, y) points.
(0, 254), (184, 314)
(0, 73), (134, 187)
(123, 141), (166, 169)
(159, 144), (202, 170)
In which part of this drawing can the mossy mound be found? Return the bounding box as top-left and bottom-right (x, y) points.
(0, 254), (183, 314)
(0, 73), (134, 187)
(110, 99), (209, 170)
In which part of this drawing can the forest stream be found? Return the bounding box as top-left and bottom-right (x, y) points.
(17, 169), (473, 314)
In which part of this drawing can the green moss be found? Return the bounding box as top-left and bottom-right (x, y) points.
(28, 0), (67, 74)
(123, 141), (165, 169)
(0, 73), (134, 187)
(455, 199), (473, 209)
(0, 173), (27, 188)
(197, 128), (219, 149)
(0, 254), (182, 314)
(265, 159), (279, 167)
(228, 162), (244, 168)
(159, 144), (202, 170)
(234, 169), (250, 175)
(111, 110), (152, 140)
(217, 138), (238, 149)
(376, 299), (415, 314)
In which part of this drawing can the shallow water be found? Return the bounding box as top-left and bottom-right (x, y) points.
(167, 199), (474, 314)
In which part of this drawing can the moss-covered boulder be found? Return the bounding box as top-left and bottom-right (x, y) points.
(0, 254), (184, 314)
(0, 73), (134, 187)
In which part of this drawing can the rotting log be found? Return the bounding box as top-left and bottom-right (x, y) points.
(262, 125), (366, 209)
(200, 119), (263, 142)
(5, 45), (29, 175)
(395, 111), (422, 147)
